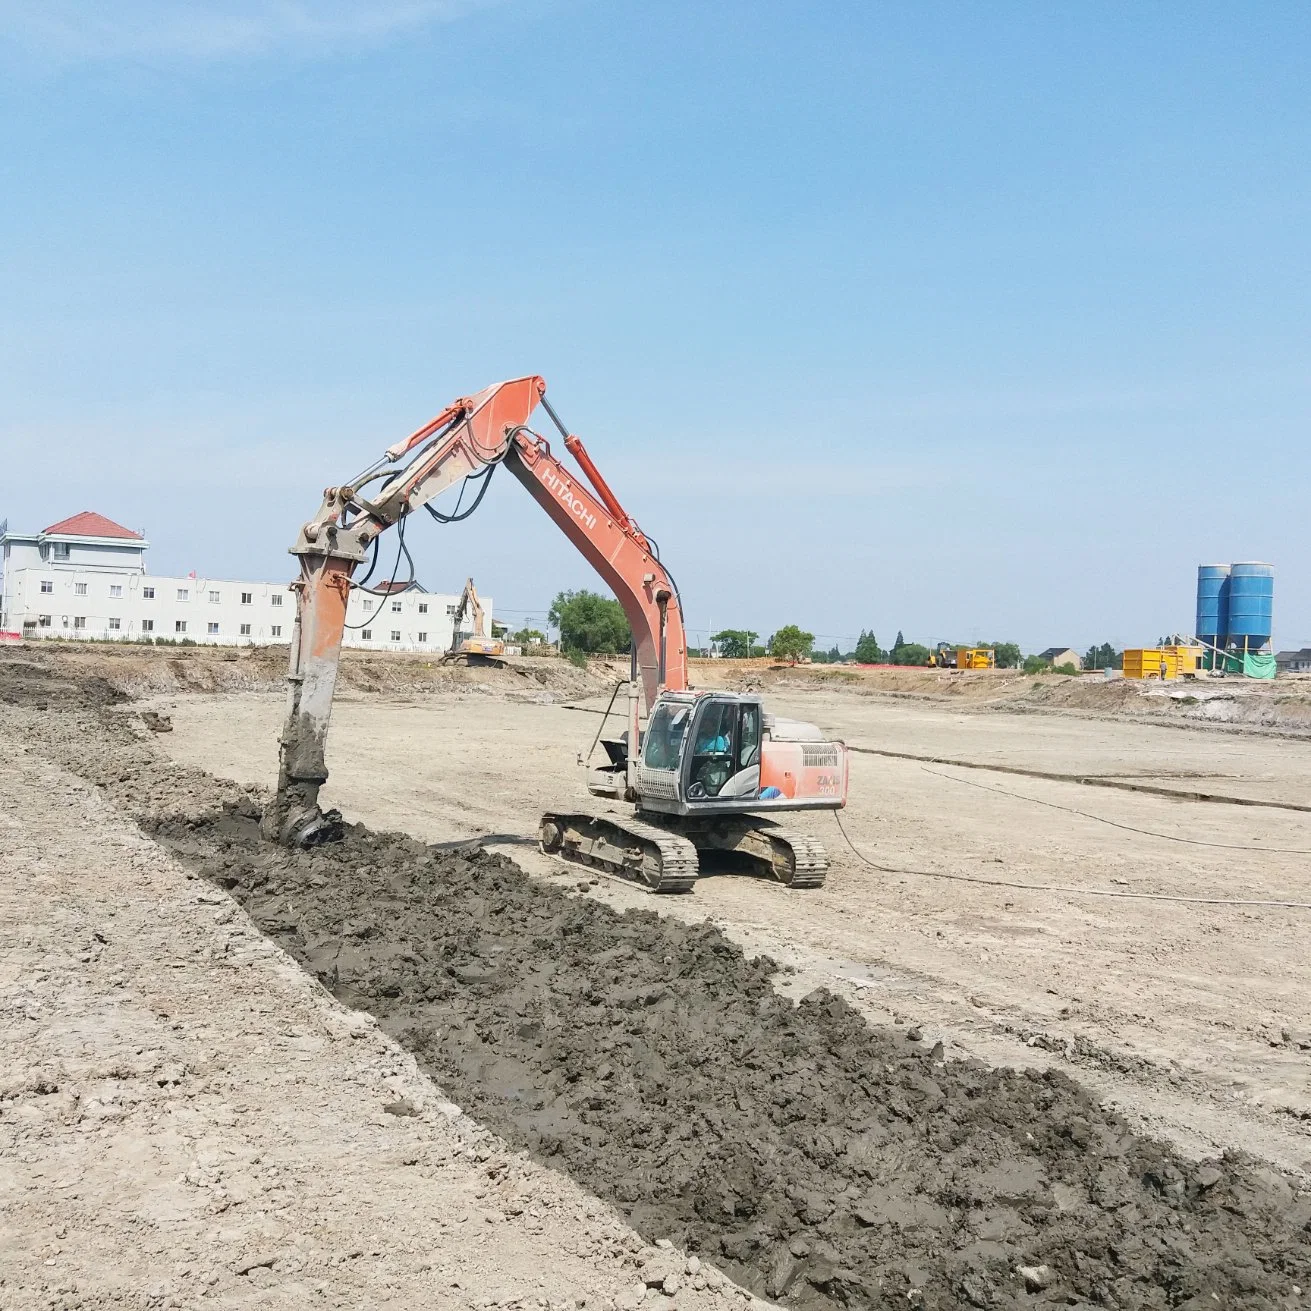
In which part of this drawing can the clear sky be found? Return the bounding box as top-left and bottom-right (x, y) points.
(3, 2), (1308, 653)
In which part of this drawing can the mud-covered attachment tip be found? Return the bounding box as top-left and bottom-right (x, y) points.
(261, 797), (346, 847)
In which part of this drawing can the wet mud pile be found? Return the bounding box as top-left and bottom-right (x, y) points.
(145, 799), (1311, 1310)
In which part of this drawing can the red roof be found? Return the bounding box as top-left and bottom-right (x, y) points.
(42, 511), (143, 540)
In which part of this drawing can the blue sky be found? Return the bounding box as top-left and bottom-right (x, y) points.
(2, 1), (1308, 652)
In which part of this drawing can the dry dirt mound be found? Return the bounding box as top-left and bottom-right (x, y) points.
(26, 700), (1303, 1310)
(693, 661), (1311, 738)
(0, 643), (620, 703)
(0, 653), (127, 710)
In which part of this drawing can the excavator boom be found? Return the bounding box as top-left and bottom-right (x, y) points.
(266, 377), (686, 845)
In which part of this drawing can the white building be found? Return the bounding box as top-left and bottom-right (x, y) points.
(0, 511), (492, 653)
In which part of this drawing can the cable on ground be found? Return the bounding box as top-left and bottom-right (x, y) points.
(830, 812), (1311, 910)
(920, 765), (1311, 855)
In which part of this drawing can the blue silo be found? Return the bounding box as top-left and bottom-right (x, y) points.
(1195, 564), (1229, 647)
(1226, 562), (1274, 650)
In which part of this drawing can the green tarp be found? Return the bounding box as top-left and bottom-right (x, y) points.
(1238, 651), (1277, 679)
(1205, 650), (1277, 678)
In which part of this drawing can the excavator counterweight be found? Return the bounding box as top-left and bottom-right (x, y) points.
(266, 378), (848, 889)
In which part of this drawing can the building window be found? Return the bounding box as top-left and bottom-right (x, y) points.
(108, 618), (121, 631)
(270, 593), (283, 607)
(177, 588), (189, 601)
(52, 542), (71, 560)
(417, 631), (427, 643)
(418, 602), (428, 614)
(176, 620), (187, 634)
(241, 592), (252, 605)
(208, 622), (220, 635)
(363, 599), (373, 612)
(391, 600), (402, 612)
(40, 580), (53, 594)
(75, 582), (87, 596)
(239, 623), (251, 636)
(73, 616), (85, 629)
(390, 630), (401, 642)
(446, 604), (458, 616)
(142, 619), (154, 633)
(38, 615), (51, 628)
(143, 586), (155, 599)
(361, 629), (372, 641)
(109, 584), (123, 598)
(209, 590), (221, 604)
(271, 624), (282, 638)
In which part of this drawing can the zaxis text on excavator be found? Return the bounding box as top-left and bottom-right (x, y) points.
(263, 376), (849, 892)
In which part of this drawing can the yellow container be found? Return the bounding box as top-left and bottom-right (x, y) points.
(956, 647), (995, 670)
(1124, 648), (1180, 680)
(1164, 644), (1204, 677)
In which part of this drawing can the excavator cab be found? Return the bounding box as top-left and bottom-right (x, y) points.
(632, 691), (844, 817)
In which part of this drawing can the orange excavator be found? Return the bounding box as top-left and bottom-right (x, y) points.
(264, 377), (848, 892)
(443, 577), (505, 662)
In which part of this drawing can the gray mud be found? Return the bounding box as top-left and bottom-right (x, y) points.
(12, 685), (1311, 1311)
(147, 801), (1311, 1310)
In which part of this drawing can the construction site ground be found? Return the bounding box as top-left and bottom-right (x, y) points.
(4, 645), (1311, 1309)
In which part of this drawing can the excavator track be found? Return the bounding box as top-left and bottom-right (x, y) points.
(756, 822), (830, 889)
(677, 816), (830, 889)
(539, 809), (700, 894)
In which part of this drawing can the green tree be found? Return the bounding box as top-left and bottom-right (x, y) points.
(854, 630), (885, 663)
(1023, 654), (1051, 674)
(990, 641), (1022, 669)
(891, 642), (931, 666)
(711, 629), (758, 659)
(768, 624), (815, 663)
(1084, 642), (1122, 671)
(548, 590), (631, 653)
(1054, 662), (1080, 675)
(511, 627), (547, 646)
(893, 630), (906, 650)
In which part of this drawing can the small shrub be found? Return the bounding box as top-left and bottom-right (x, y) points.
(566, 648), (589, 669)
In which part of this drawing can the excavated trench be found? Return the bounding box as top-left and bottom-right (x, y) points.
(7, 664), (1311, 1311)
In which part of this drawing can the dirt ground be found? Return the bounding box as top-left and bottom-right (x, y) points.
(5, 646), (1311, 1309)
(149, 677), (1311, 1176)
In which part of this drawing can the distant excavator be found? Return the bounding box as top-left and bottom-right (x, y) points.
(263, 377), (849, 892)
(443, 577), (505, 663)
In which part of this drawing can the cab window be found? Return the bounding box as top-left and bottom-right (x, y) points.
(738, 703), (760, 769)
(642, 702), (690, 770)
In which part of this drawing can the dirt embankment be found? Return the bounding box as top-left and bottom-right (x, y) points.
(13, 676), (1310, 1310)
(1, 643), (622, 703)
(693, 661), (1311, 737)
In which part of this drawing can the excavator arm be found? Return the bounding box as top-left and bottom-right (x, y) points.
(448, 577), (485, 645)
(264, 376), (686, 845)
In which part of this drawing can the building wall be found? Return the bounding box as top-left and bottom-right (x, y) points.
(2, 564), (491, 653)
(1042, 648), (1081, 669)
(3, 539), (43, 572)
